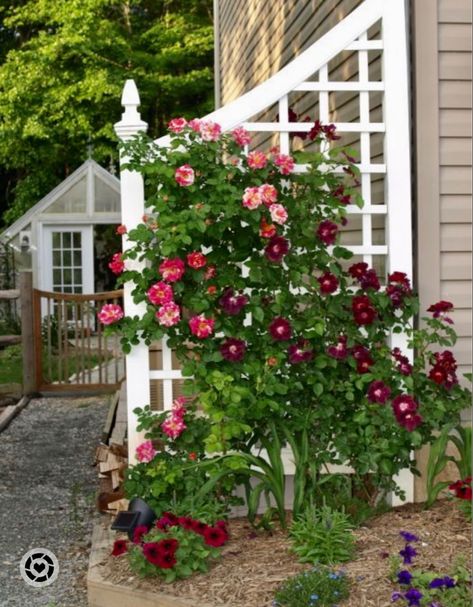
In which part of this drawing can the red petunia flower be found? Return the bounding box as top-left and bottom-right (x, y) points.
(158, 538), (179, 554)
(449, 478), (472, 500)
(111, 539), (128, 557)
(203, 526), (229, 548)
(265, 235), (290, 263)
(191, 520), (209, 535)
(142, 542), (162, 565)
(220, 338), (247, 362)
(133, 525), (149, 544)
(268, 317), (292, 341)
(155, 552), (177, 569)
(317, 272), (339, 295)
(177, 516), (195, 530)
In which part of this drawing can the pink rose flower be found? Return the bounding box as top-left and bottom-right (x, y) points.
(273, 153), (295, 175)
(175, 164), (195, 187)
(171, 396), (187, 417)
(259, 184), (278, 207)
(189, 314), (215, 339)
(97, 303), (124, 325)
(158, 258), (185, 282)
(247, 150), (268, 169)
(136, 440), (157, 463)
(187, 251), (207, 269)
(269, 203), (288, 225)
(232, 126), (251, 146)
(156, 302), (181, 327)
(162, 415), (187, 439)
(242, 186), (263, 210)
(259, 217), (277, 238)
(147, 281), (174, 306)
(116, 224), (127, 235)
(108, 252), (125, 275)
(168, 117), (187, 133)
(188, 118), (202, 132)
(200, 120), (222, 142)
(204, 264), (217, 280)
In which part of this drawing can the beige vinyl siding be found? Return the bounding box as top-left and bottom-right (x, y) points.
(416, 0), (472, 387)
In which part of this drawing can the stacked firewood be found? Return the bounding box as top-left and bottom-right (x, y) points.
(95, 443), (129, 514)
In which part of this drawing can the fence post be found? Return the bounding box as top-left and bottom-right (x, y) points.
(114, 80), (150, 464)
(19, 271), (36, 395)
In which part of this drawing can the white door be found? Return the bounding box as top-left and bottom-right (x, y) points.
(42, 226), (94, 294)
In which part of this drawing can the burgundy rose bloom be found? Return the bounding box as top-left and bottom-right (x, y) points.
(429, 351), (458, 388)
(265, 235), (290, 263)
(308, 120), (341, 141)
(111, 539), (128, 557)
(387, 271), (412, 308)
(316, 220), (338, 246)
(352, 295), (377, 325)
(288, 340), (314, 364)
(360, 269), (380, 291)
(367, 380), (391, 404)
(142, 542), (162, 565)
(220, 338), (246, 362)
(386, 284), (405, 308)
(327, 335), (348, 360)
(317, 272), (339, 294)
(351, 345), (374, 373)
(219, 288), (248, 315)
(427, 300), (454, 324)
(392, 394), (422, 431)
(308, 119), (323, 140)
(332, 184), (351, 205)
(132, 525), (149, 544)
(349, 262), (369, 279)
(269, 317), (292, 341)
(392, 348), (413, 375)
(323, 123), (341, 141)
(203, 526), (229, 548)
(389, 271), (411, 289)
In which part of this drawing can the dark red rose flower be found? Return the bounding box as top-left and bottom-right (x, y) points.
(316, 220), (338, 245)
(323, 123), (341, 140)
(391, 349), (413, 376)
(269, 317), (292, 341)
(386, 272), (412, 308)
(332, 184), (351, 205)
(352, 295), (377, 325)
(219, 288), (248, 315)
(388, 271), (411, 289)
(386, 284), (405, 308)
(327, 335), (348, 360)
(351, 345), (374, 373)
(357, 356), (374, 373)
(429, 351), (458, 388)
(398, 412), (423, 432)
(349, 262), (369, 279)
(220, 338), (247, 362)
(367, 380), (391, 404)
(133, 525), (149, 544)
(308, 120), (341, 141)
(265, 235), (290, 263)
(156, 552), (177, 569)
(142, 542), (163, 565)
(317, 272), (339, 294)
(427, 300), (454, 324)
(203, 526), (229, 548)
(308, 119), (323, 140)
(111, 539), (128, 557)
(429, 367), (447, 384)
(288, 339), (314, 364)
(392, 394), (422, 431)
(360, 269), (380, 291)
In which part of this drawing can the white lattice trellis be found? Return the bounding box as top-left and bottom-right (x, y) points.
(115, 0), (413, 504)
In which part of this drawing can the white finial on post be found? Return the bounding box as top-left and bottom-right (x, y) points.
(114, 79), (148, 140)
(114, 79), (149, 464)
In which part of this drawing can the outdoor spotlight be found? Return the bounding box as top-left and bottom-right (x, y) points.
(111, 497), (157, 540)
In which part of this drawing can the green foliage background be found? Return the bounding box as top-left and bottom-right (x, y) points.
(0, 0), (214, 225)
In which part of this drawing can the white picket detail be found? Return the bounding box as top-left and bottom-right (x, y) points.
(117, 0), (414, 500)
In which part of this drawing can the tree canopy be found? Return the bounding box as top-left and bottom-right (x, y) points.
(0, 0), (214, 225)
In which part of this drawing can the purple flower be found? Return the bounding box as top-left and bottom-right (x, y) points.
(429, 576), (456, 589)
(391, 592), (403, 603)
(367, 380), (391, 404)
(400, 531), (419, 543)
(219, 288), (248, 315)
(405, 588), (423, 607)
(397, 570), (413, 585)
(400, 543), (417, 564)
(220, 338), (246, 362)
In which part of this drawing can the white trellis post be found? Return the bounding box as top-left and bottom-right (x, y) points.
(114, 79), (149, 464)
(383, 0), (415, 505)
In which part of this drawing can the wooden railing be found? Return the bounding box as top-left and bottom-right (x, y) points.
(32, 289), (125, 393)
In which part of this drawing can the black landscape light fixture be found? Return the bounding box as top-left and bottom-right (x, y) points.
(111, 497), (157, 540)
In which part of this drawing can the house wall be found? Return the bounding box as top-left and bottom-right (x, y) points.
(413, 0), (472, 387)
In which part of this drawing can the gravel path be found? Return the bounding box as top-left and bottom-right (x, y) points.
(0, 395), (110, 607)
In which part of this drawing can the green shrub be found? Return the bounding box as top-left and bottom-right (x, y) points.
(273, 567), (350, 607)
(289, 504), (356, 565)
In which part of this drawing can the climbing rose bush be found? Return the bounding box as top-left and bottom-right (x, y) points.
(111, 119), (471, 499)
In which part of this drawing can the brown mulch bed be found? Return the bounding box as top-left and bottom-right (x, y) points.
(99, 500), (471, 607)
